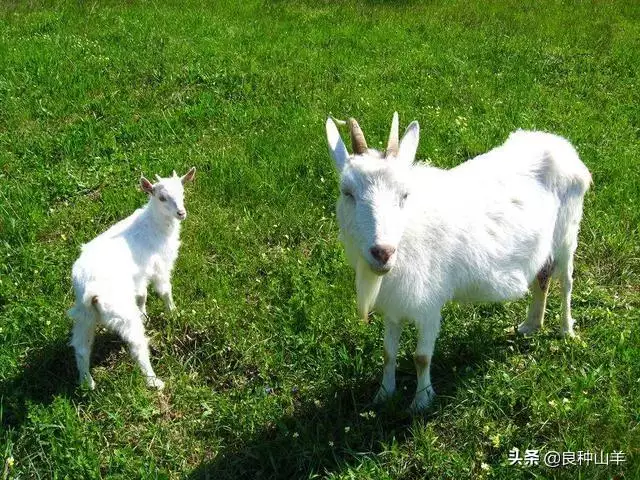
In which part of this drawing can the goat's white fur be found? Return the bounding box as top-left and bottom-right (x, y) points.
(68, 167), (196, 390)
(326, 114), (590, 411)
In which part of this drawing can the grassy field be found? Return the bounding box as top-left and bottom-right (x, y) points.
(1, 0), (639, 478)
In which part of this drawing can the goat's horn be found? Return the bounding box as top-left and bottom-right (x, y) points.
(348, 118), (368, 154)
(385, 112), (399, 157)
(330, 116), (347, 127)
(154, 174), (162, 182)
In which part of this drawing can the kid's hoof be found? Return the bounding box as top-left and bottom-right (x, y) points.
(561, 317), (576, 338)
(147, 377), (165, 390)
(82, 376), (96, 391)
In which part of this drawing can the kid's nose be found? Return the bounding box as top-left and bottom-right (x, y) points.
(370, 245), (396, 264)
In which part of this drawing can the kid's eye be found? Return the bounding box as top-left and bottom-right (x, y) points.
(400, 193), (409, 206)
(158, 195), (167, 202)
(342, 190), (354, 200)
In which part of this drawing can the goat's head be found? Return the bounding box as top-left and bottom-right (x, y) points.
(140, 167), (196, 221)
(326, 113), (420, 275)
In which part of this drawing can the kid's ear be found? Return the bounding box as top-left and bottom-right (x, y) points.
(398, 121), (420, 164)
(140, 176), (154, 195)
(181, 166), (196, 184)
(326, 117), (349, 172)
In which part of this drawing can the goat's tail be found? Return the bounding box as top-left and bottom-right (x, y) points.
(541, 147), (592, 199)
(508, 130), (592, 197)
(67, 282), (104, 324)
(538, 132), (592, 198)
(82, 282), (103, 312)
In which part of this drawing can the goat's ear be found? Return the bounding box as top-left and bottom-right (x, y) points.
(398, 121), (419, 164)
(140, 176), (154, 195)
(326, 117), (349, 172)
(181, 166), (196, 184)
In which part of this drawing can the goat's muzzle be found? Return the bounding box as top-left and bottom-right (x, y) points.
(369, 244), (396, 274)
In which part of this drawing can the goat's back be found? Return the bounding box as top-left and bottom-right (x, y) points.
(453, 130), (591, 198)
(378, 131), (590, 311)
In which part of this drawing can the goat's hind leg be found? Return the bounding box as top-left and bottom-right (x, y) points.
(69, 305), (97, 390)
(557, 249), (577, 338)
(518, 260), (553, 336)
(116, 310), (165, 390)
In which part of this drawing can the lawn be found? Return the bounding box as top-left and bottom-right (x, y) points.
(1, 0), (639, 478)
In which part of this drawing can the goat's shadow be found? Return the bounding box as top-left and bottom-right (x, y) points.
(1, 331), (125, 430)
(189, 307), (531, 479)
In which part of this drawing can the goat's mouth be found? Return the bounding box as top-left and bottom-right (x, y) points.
(371, 264), (392, 275)
(367, 258), (394, 275)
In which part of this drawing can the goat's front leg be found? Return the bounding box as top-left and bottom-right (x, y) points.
(373, 316), (402, 404)
(153, 273), (175, 312)
(410, 310), (441, 413)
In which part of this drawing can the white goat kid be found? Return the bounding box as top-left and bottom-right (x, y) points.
(326, 113), (590, 412)
(68, 167), (196, 390)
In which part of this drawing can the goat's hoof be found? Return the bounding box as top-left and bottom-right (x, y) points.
(147, 377), (165, 390)
(517, 321), (541, 336)
(373, 386), (395, 405)
(409, 388), (435, 414)
(560, 317), (577, 338)
(80, 376), (96, 391)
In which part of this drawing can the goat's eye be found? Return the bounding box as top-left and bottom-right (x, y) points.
(400, 193), (409, 206)
(158, 194), (167, 202)
(342, 190), (354, 200)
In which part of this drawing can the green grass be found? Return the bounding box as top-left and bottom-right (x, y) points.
(1, 0), (639, 478)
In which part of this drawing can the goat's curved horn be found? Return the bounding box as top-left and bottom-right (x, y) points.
(385, 112), (399, 157)
(348, 118), (368, 154)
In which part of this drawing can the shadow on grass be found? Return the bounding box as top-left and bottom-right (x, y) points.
(1, 332), (124, 430)
(189, 314), (525, 479)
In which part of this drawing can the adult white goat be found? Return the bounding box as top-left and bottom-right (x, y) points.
(68, 167), (196, 390)
(325, 113), (590, 411)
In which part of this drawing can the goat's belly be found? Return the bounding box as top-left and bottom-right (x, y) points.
(452, 270), (531, 303)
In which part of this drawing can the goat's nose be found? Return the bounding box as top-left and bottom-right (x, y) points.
(370, 245), (396, 264)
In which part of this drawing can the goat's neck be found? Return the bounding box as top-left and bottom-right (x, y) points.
(142, 202), (181, 237)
